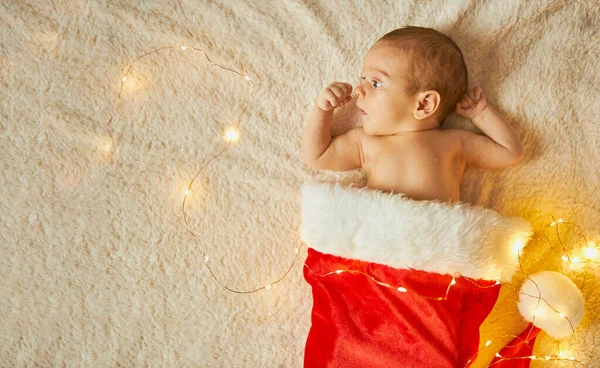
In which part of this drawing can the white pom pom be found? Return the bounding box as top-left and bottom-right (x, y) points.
(518, 271), (585, 338)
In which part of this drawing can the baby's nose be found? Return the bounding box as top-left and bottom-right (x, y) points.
(354, 86), (364, 98)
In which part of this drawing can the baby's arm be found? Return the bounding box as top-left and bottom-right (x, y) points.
(454, 87), (524, 169)
(302, 82), (364, 171)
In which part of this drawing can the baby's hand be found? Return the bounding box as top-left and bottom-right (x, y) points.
(316, 82), (354, 112)
(455, 87), (490, 120)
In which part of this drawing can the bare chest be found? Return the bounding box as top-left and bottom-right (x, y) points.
(361, 130), (466, 202)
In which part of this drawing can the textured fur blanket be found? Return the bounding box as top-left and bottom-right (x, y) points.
(1, 1), (598, 366)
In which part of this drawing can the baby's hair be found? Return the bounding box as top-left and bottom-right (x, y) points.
(375, 26), (469, 126)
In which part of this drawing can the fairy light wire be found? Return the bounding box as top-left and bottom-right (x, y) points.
(108, 44), (303, 294)
(464, 216), (596, 367)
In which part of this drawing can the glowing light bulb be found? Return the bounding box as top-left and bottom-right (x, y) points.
(224, 128), (239, 142)
(584, 246), (599, 260)
(512, 238), (526, 254)
(103, 140), (113, 152)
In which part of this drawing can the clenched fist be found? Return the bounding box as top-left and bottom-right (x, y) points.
(316, 82), (354, 112)
(455, 87), (490, 120)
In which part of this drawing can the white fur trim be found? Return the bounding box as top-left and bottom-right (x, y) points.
(518, 271), (585, 338)
(300, 180), (533, 281)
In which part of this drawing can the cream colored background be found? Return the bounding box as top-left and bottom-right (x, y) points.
(1, 0), (598, 366)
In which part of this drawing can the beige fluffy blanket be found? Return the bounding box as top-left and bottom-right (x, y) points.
(1, 0), (598, 366)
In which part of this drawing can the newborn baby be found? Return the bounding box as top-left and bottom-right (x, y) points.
(302, 26), (524, 203)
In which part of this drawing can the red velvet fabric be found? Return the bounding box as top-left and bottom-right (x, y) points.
(303, 248), (502, 368)
(489, 323), (541, 367)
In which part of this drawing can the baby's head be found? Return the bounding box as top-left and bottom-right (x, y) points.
(355, 26), (468, 136)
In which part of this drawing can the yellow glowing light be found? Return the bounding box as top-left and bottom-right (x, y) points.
(397, 287), (407, 293)
(224, 128), (239, 142)
(512, 238), (526, 254)
(559, 351), (565, 358)
(584, 246), (599, 260)
(103, 140), (113, 152)
(545, 356), (551, 360)
(550, 221), (556, 226)
(336, 270), (343, 274)
(557, 219), (563, 223)
(569, 255), (583, 271)
(485, 340), (492, 347)
(450, 278), (456, 285)
(561, 255), (569, 261)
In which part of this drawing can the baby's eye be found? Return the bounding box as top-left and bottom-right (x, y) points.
(359, 76), (382, 89)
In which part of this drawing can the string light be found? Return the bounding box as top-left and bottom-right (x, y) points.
(224, 127), (240, 142)
(465, 216), (596, 367)
(512, 237), (526, 255)
(584, 243), (599, 260)
(106, 44), (303, 294)
(106, 46), (596, 365)
(302, 264), (464, 301)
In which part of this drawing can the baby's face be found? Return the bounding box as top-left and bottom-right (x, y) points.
(355, 44), (417, 136)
